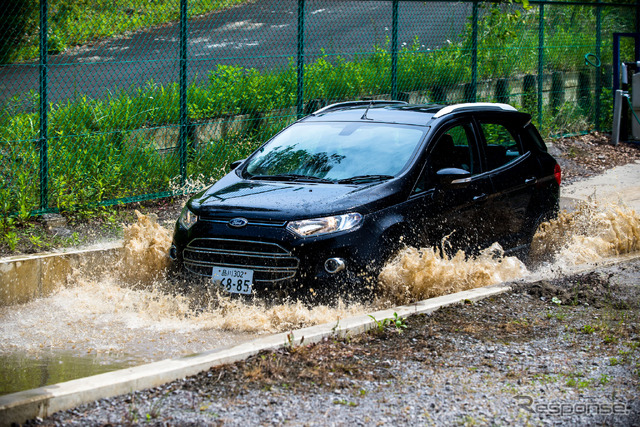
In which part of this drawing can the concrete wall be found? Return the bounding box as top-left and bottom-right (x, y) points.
(129, 71), (593, 153)
(0, 243), (123, 307)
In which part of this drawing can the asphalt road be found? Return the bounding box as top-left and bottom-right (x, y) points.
(0, 0), (471, 104)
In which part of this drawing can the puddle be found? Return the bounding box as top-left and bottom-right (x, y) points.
(0, 352), (134, 396)
(1, 201), (639, 395)
(0, 212), (370, 395)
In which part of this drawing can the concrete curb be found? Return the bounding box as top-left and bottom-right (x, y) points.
(0, 283), (510, 426)
(0, 243), (123, 306)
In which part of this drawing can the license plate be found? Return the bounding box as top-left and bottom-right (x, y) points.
(211, 267), (253, 295)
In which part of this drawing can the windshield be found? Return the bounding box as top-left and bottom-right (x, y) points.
(243, 122), (425, 182)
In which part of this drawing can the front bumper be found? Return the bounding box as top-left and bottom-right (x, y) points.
(181, 237), (300, 283)
(170, 214), (384, 290)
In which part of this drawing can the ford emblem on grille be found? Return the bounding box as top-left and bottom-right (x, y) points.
(228, 217), (249, 228)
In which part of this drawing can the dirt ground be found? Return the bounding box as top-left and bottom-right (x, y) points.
(0, 196), (185, 257)
(549, 133), (640, 184)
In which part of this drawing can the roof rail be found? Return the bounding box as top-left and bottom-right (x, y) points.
(312, 100), (408, 115)
(432, 102), (517, 118)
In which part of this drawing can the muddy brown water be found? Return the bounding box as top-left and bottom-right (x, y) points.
(1, 201), (638, 395)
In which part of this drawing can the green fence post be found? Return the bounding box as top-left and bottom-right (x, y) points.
(391, 0), (399, 100)
(471, 1), (478, 103)
(537, 0), (544, 126)
(39, 0), (49, 210)
(594, 0), (602, 130)
(297, 0), (305, 118)
(178, 0), (188, 184)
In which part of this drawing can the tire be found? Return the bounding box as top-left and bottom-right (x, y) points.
(520, 205), (559, 265)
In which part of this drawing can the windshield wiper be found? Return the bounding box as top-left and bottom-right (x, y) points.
(337, 174), (394, 184)
(248, 174), (335, 184)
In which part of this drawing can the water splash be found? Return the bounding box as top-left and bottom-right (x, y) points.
(2, 202), (639, 366)
(197, 294), (367, 333)
(0, 212), (370, 364)
(378, 201), (640, 304)
(120, 210), (172, 285)
(377, 242), (527, 305)
(530, 200), (640, 266)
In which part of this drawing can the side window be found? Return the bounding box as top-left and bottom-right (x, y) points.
(413, 124), (476, 194)
(479, 122), (525, 170)
(524, 124), (547, 151)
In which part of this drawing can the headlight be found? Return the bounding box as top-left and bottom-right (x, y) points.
(179, 207), (198, 230)
(286, 213), (363, 237)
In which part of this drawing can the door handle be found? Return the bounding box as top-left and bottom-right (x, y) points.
(525, 177), (537, 185)
(473, 193), (488, 202)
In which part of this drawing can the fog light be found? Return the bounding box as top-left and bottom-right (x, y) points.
(324, 257), (346, 274)
(169, 245), (178, 260)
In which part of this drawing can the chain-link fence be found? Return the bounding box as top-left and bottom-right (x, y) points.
(0, 0), (638, 218)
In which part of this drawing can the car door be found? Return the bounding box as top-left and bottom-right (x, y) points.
(407, 120), (493, 254)
(474, 117), (539, 250)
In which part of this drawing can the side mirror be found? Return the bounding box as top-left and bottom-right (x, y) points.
(436, 167), (472, 188)
(230, 159), (245, 170)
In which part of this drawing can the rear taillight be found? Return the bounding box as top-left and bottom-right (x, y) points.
(554, 164), (562, 186)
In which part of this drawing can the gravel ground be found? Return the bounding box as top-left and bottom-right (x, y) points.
(30, 259), (640, 426)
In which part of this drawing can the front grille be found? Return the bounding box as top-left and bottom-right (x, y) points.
(199, 216), (287, 227)
(183, 238), (299, 283)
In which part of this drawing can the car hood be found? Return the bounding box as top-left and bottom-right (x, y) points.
(188, 173), (400, 220)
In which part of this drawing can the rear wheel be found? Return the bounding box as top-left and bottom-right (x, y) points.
(520, 204), (559, 265)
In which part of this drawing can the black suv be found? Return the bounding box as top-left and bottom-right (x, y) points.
(169, 101), (560, 295)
